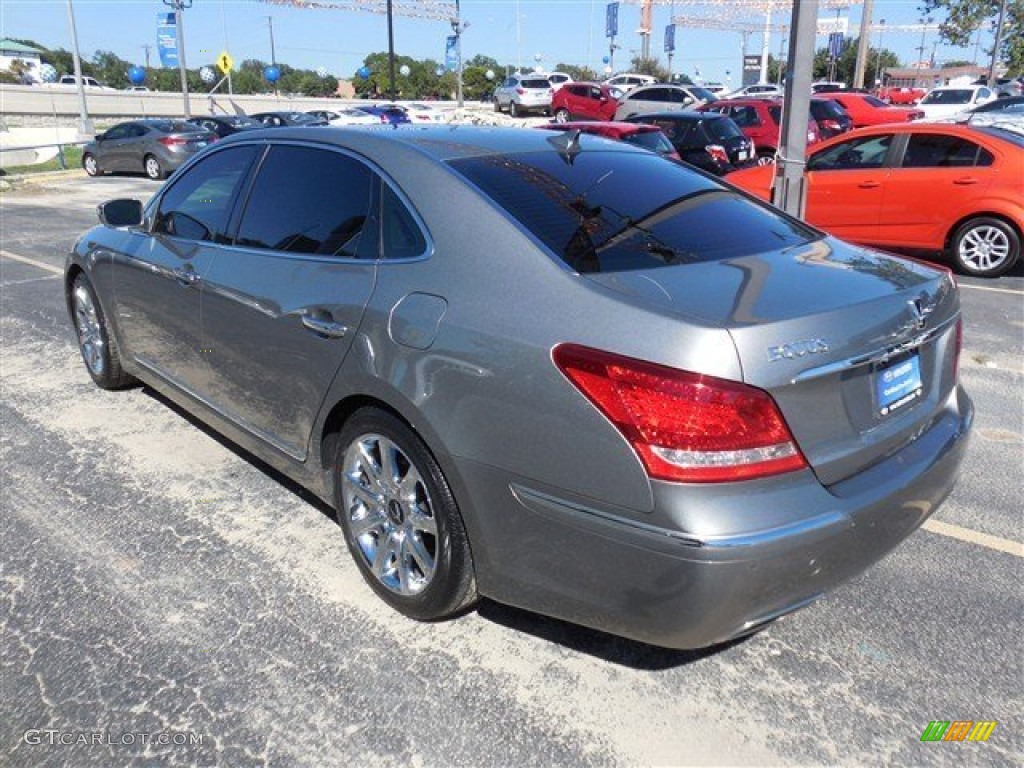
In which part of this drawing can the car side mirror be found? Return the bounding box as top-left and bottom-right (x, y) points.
(98, 199), (144, 228)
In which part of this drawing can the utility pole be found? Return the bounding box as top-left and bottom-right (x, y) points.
(266, 15), (277, 96)
(65, 0), (93, 137)
(386, 0), (396, 98)
(853, 0), (873, 88)
(773, 0), (819, 217)
(452, 0), (467, 107)
(916, 17), (932, 68)
(988, 0), (1008, 87)
(874, 19), (886, 87)
(141, 44), (152, 69)
(162, 0), (192, 118)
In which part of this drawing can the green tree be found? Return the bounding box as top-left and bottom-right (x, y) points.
(92, 50), (132, 89)
(813, 38), (900, 85)
(555, 63), (598, 82)
(920, 0), (1023, 75)
(630, 55), (671, 81)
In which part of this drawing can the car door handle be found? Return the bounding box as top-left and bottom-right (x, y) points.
(173, 267), (200, 286)
(301, 315), (349, 338)
(857, 180), (881, 189)
(953, 177), (978, 185)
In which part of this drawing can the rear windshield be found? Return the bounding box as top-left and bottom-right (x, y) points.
(862, 95), (889, 108)
(150, 120), (200, 133)
(974, 126), (1024, 148)
(622, 130), (674, 154)
(810, 100), (846, 119)
(704, 117), (744, 141)
(449, 148), (815, 273)
(521, 79), (551, 89)
(689, 87), (716, 102)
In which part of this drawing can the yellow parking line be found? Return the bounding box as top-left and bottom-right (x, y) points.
(958, 283), (1023, 296)
(0, 249), (63, 276)
(922, 519), (1024, 558)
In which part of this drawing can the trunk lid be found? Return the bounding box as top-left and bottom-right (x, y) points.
(587, 239), (960, 486)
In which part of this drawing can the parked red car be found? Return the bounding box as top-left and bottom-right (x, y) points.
(551, 82), (621, 123)
(536, 121), (680, 161)
(877, 86), (927, 105)
(819, 92), (923, 128)
(698, 97), (820, 164)
(725, 123), (1024, 277)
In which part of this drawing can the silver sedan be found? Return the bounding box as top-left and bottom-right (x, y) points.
(65, 126), (972, 649)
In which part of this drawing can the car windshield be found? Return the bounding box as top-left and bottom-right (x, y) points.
(227, 116), (261, 127)
(689, 87), (716, 102)
(922, 89), (972, 105)
(449, 148), (816, 273)
(974, 126), (1024, 148)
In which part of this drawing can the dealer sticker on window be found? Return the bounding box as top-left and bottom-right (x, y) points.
(876, 354), (923, 417)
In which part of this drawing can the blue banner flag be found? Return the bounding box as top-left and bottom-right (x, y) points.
(444, 35), (457, 72)
(606, 3), (619, 38)
(157, 12), (178, 68)
(664, 24), (676, 53)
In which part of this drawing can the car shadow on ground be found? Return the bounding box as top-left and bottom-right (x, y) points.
(142, 385), (756, 671)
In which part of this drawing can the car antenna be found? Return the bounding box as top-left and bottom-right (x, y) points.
(546, 129), (583, 165)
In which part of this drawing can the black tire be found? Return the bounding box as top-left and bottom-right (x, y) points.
(950, 217), (1020, 278)
(69, 273), (135, 390)
(756, 150), (776, 166)
(493, 97), (501, 113)
(82, 153), (100, 177)
(143, 154), (165, 180)
(554, 108), (570, 124)
(334, 408), (476, 621)
(509, 101), (519, 118)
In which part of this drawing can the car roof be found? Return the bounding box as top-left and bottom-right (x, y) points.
(214, 124), (650, 163)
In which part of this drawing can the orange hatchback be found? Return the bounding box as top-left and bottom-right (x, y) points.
(726, 123), (1024, 277)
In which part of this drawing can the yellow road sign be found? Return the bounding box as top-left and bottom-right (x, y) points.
(217, 52), (234, 75)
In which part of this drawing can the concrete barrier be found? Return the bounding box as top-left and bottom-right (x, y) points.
(0, 84), (459, 121)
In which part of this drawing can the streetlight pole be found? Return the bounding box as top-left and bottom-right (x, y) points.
(853, 0), (874, 88)
(452, 0), (467, 108)
(162, 0), (192, 118)
(267, 15), (277, 96)
(65, 0), (93, 137)
(386, 0), (396, 98)
(987, 0), (1008, 87)
(874, 19), (885, 87)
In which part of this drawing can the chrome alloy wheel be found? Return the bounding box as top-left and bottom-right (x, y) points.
(958, 224), (1011, 274)
(73, 283), (105, 375)
(341, 434), (438, 596)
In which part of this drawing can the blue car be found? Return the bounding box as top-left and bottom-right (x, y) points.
(358, 104), (411, 125)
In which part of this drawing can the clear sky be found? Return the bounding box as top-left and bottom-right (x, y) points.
(0, 1), (1000, 86)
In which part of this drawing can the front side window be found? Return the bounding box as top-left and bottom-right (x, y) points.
(808, 134), (893, 171)
(153, 145), (259, 243)
(104, 124), (132, 141)
(236, 145), (374, 258)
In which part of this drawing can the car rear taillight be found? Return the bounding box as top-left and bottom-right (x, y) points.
(705, 144), (729, 165)
(158, 136), (188, 147)
(553, 344), (807, 483)
(516, 87), (524, 95)
(822, 119), (842, 132)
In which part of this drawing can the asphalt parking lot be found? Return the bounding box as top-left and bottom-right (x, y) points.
(2, 174), (1022, 767)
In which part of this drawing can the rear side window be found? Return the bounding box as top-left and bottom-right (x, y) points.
(154, 145), (258, 243)
(449, 149), (814, 273)
(236, 146), (374, 257)
(901, 134), (993, 168)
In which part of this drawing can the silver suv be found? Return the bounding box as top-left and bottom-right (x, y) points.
(614, 84), (717, 120)
(493, 74), (553, 117)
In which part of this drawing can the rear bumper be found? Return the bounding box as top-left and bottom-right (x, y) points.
(458, 385), (972, 649)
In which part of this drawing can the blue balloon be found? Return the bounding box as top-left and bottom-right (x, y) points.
(128, 65), (146, 85)
(264, 65), (281, 83)
(602, 55), (610, 64)
(357, 66), (371, 80)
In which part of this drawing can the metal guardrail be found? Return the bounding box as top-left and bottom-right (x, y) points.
(0, 140), (91, 171)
